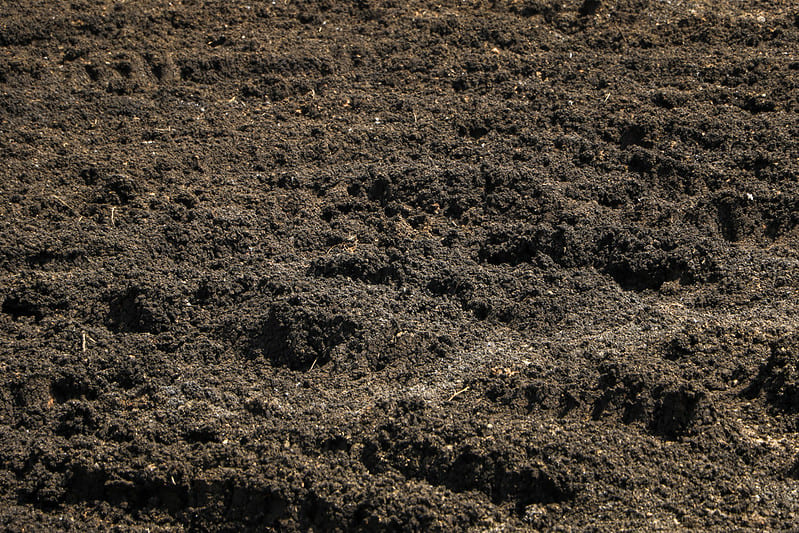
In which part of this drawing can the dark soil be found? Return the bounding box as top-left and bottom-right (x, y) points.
(2, 0), (799, 530)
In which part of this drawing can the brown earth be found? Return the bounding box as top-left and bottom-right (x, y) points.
(1, 0), (799, 530)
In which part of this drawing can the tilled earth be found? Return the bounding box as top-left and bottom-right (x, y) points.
(1, 0), (799, 530)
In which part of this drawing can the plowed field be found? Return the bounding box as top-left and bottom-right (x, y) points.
(1, 1), (798, 530)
